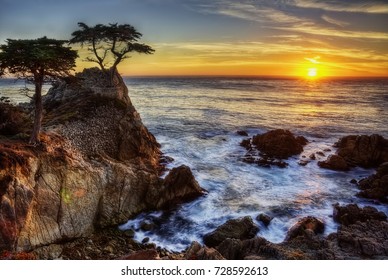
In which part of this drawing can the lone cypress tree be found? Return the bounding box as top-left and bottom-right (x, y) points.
(0, 37), (78, 144)
(69, 22), (154, 83)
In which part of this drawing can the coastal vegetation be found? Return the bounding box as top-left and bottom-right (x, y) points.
(69, 22), (155, 84)
(0, 37), (77, 144)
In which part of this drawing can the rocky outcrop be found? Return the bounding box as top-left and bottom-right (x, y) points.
(335, 134), (388, 168)
(317, 134), (388, 171)
(357, 162), (388, 203)
(318, 154), (350, 171)
(146, 165), (206, 209)
(197, 206), (388, 260)
(333, 204), (387, 226)
(203, 216), (259, 247)
(241, 129), (308, 168)
(0, 68), (205, 253)
(252, 129), (308, 159)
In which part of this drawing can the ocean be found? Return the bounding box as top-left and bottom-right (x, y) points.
(1, 77), (388, 251)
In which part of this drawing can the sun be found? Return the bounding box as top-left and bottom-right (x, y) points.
(307, 67), (318, 78)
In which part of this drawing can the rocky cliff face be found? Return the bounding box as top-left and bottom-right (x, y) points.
(0, 68), (205, 252)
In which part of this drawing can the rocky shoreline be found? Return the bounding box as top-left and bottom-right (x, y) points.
(1, 68), (387, 260)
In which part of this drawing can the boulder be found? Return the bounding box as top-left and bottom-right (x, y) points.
(203, 216), (259, 247)
(335, 134), (388, 168)
(251, 129), (308, 159)
(256, 213), (273, 227)
(358, 162), (388, 203)
(318, 154), (349, 171)
(333, 204), (387, 226)
(285, 216), (324, 241)
(148, 165), (206, 209)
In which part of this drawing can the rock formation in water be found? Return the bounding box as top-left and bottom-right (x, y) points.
(197, 204), (388, 260)
(319, 134), (388, 171)
(0, 68), (205, 253)
(241, 129), (308, 168)
(357, 162), (388, 203)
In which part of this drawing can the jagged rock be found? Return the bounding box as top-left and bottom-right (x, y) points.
(285, 216), (324, 241)
(251, 129), (308, 159)
(358, 162), (388, 203)
(0, 68), (205, 253)
(203, 216), (259, 247)
(318, 154), (349, 171)
(185, 241), (225, 260)
(332, 219), (388, 258)
(335, 134), (388, 168)
(147, 165), (206, 209)
(333, 204), (387, 226)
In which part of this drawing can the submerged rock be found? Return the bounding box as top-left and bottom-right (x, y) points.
(203, 216), (259, 247)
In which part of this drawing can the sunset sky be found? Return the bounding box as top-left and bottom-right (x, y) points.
(1, 0), (388, 77)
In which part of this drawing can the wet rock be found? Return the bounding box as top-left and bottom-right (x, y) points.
(140, 221), (155, 231)
(333, 204), (387, 226)
(251, 129), (308, 159)
(142, 237), (150, 244)
(203, 216), (259, 247)
(185, 241), (225, 260)
(298, 160), (309, 166)
(256, 213), (273, 227)
(336, 134), (388, 168)
(237, 130), (248, 137)
(316, 151), (325, 157)
(285, 216), (324, 241)
(240, 139), (251, 149)
(350, 179), (358, 184)
(148, 165), (206, 209)
(309, 153), (316, 160)
(357, 162), (388, 203)
(318, 154), (350, 171)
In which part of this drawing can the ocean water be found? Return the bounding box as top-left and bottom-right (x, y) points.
(1, 77), (388, 251)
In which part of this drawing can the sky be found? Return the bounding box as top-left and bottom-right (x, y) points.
(1, 0), (388, 77)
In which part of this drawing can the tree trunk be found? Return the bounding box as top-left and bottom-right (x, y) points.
(29, 80), (43, 144)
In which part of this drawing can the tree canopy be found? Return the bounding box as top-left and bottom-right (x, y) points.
(0, 37), (78, 143)
(69, 22), (154, 72)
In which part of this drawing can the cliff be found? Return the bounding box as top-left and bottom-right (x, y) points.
(0, 68), (205, 253)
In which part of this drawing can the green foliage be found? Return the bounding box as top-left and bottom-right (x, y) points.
(0, 37), (78, 143)
(69, 22), (154, 71)
(0, 37), (78, 83)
